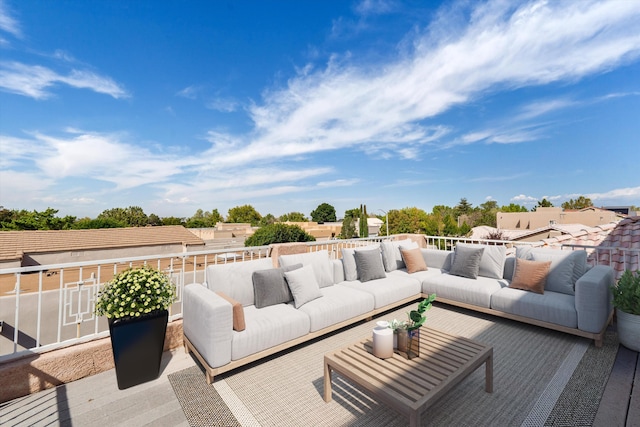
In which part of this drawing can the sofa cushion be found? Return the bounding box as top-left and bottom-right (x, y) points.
(509, 258), (551, 294)
(388, 267), (444, 284)
(279, 250), (334, 288)
(491, 287), (577, 328)
(341, 245), (380, 281)
(400, 247), (428, 273)
(206, 257), (274, 307)
(381, 239), (418, 272)
(284, 264), (323, 308)
(354, 249), (387, 282)
(516, 247), (583, 295)
(231, 304), (311, 360)
(297, 285), (375, 332)
(450, 245), (485, 279)
(253, 266), (297, 309)
(215, 292), (246, 331)
(337, 275), (422, 309)
(452, 243), (506, 279)
(422, 273), (506, 308)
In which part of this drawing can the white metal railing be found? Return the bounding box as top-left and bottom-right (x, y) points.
(1, 234), (637, 363)
(0, 245), (270, 363)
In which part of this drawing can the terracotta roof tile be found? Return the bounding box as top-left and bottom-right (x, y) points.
(0, 226), (205, 262)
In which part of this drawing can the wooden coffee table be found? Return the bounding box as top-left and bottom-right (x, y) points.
(323, 327), (493, 427)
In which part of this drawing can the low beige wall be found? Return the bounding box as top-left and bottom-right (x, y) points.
(0, 319), (183, 403)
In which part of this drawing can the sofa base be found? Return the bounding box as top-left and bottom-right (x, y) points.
(184, 295), (422, 384)
(433, 296), (614, 348)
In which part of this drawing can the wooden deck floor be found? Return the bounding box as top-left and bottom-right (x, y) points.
(1, 344), (638, 427)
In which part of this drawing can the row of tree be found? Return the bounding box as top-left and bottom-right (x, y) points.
(0, 203), (338, 231)
(2, 196), (630, 235)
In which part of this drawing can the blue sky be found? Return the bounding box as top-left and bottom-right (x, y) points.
(1, 0), (639, 220)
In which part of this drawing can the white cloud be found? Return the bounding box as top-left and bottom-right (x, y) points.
(176, 85), (201, 99)
(0, 1), (21, 39)
(355, 0), (397, 16)
(0, 62), (129, 99)
(511, 194), (538, 203)
(586, 186), (640, 201)
(206, 97), (240, 112)
(516, 98), (576, 121)
(204, 0), (640, 170)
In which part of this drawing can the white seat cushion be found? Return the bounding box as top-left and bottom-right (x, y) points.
(231, 304), (310, 360)
(337, 275), (421, 309)
(298, 285), (374, 332)
(422, 273), (506, 308)
(491, 287), (577, 328)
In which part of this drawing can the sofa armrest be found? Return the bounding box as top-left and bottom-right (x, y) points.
(421, 249), (452, 270)
(183, 283), (233, 368)
(575, 265), (615, 333)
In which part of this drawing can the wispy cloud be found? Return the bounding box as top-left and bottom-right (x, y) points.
(587, 186), (640, 201)
(206, 97), (240, 112)
(205, 0), (640, 170)
(0, 62), (129, 99)
(0, 0), (21, 41)
(176, 85), (202, 99)
(516, 98), (577, 121)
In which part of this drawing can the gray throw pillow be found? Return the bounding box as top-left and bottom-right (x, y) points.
(450, 245), (485, 279)
(252, 264), (302, 308)
(354, 249), (386, 282)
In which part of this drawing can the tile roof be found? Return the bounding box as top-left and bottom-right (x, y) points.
(541, 218), (640, 278)
(0, 226), (205, 262)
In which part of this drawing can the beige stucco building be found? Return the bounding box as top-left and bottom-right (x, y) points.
(497, 207), (623, 230)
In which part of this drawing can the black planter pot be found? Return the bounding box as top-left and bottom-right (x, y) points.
(108, 309), (168, 390)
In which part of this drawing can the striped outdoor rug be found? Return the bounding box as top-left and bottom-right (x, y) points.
(169, 303), (618, 426)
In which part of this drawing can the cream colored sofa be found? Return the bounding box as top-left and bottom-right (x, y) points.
(183, 240), (614, 383)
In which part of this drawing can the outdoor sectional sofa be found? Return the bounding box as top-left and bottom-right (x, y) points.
(183, 238), (615, 383)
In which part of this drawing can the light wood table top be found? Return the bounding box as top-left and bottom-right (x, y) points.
(324, 327), (493, 427)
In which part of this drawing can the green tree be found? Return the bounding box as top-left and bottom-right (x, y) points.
(359, 204), (369, 238)
(185, 209), (223, 228)
(147, 213), (162, 226)
(500, 203), (528, 213)
(161, 216), (186, 226)
(279, 212), (308, 222)
(561, 196), (593, 210)
(443, 214), (459, 236)
(227, 205), (262, 226)
(259, 213), (277, 226)
(1, 208), (76, 230)
(310, 203), (337, 223)
(98, 206), (148, 227)
(244, 223), (315, 246)
(533, 198), (554, 211)
(454, 198), (473, 217)
(387, 207), (430, 234)
(339, 208), (360, 239)
(73, 217), (126, 229)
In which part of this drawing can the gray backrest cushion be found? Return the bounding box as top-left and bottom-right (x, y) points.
(279, 249), (334, 288)
(516, 247), (586, 295)
(380, 239), (418, 272)
(455, 243), (506, 279)
(449, 245), (485, 279)
(205, 257), (274, 306)
(354, 249), (387, 282)
(342, 245), (381, 281)
(503, 256), (516, 281)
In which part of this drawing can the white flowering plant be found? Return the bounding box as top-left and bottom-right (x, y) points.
(95, 266), (176, 320)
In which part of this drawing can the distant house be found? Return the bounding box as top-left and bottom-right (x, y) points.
(0, 226), (205, 269)
(497, 206), (624, 230)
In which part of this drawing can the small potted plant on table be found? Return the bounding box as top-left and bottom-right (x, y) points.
(395, 293), (436, 359)
(95, 265), (176, 389)
(610, 270), (640, 352)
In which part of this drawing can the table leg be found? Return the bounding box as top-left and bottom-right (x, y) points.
(485, 353), (494, 393)
(324, 360), (333, 402)
(409, 411), (419, 427)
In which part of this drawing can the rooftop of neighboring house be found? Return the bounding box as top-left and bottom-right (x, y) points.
(0, 226), (206, 262)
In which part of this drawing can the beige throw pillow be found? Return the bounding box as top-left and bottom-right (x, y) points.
(400, 247), (428, 274)
(510, 258), (551, 294)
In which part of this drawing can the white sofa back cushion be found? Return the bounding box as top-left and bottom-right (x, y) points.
(380, 239), (418, 272)
(516, 247), (587, 296)
(205, 258), (273, 307)
(279, 249), (334, 288)
(454, 243), (506, 280)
